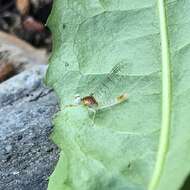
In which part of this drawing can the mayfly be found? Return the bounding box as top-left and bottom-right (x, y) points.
(72, 62), (156, 123)
(74, 62), (129, 111)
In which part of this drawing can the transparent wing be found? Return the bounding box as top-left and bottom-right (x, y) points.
(91, 62), (157, 108)
(91, 62), (127, 106)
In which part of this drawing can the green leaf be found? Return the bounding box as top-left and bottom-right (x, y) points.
(46, 0), (190, 190)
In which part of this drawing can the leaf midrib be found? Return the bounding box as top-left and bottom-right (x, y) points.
(148, 0), (172, 190)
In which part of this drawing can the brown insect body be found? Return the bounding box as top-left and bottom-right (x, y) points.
(81, 96), (98, 107)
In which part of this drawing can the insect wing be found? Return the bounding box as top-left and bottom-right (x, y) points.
(91, 62), (127, 107)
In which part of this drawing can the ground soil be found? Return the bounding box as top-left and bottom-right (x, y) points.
(0, 0), (52, 51)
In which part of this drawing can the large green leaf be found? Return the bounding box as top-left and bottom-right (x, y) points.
(45, 0), (190, 190)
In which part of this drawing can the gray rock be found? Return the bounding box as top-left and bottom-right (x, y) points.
(0, 65), (59, 190)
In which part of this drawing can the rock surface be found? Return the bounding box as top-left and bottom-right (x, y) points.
(0, 65), (59, 190)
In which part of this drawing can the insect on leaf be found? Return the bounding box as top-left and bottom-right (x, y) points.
(46, 0), (190, 190)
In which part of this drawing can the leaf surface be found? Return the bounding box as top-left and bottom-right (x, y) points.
(46, 0), (190, 190)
